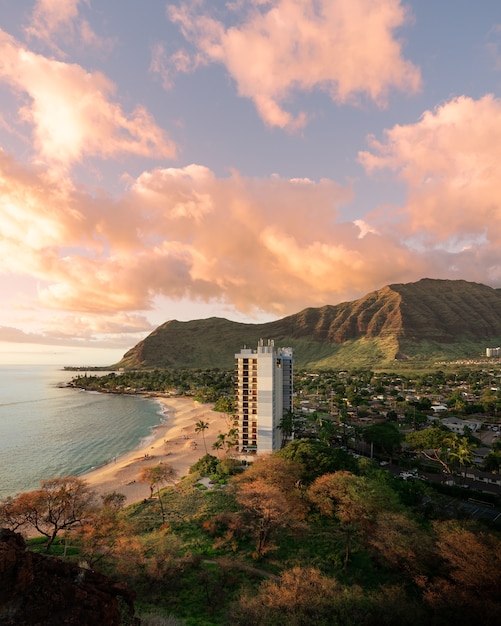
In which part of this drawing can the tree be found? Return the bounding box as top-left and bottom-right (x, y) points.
(278, 410), (298, 448)
(100, 491), (126, 510)
(405, 428), (474, 476)
(232, 456), (307, 557)
(308, 471), (400, 566)
(212, 436), (225, 457)
(139, 463), (178, 522)
(213, 396), (234, 413)
(189, 453), (219, 476)
(212, 428), (238, 456)
(419, 521), (501, 623)
(224, 427), (238, 452)
(75, 491), (128, 567)
(366, 510), (433, 576)
(483, 451), (501, 473)
(276, 438), (357, 484)
(229, 566), (425, 626)
(315, 415), (339, 444)
(362, 422), (403, 458)
(403, 407), (428, 430)
(228, 566), (347, 625)
(195, 419), (210, 454)
(446, 392), (468, 414)
(447, 435), (473, 475)
(0, 476), (95, 552)
(386, 409), (398, 422)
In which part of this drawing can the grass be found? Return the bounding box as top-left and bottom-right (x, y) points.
(26, 535), (80, 557)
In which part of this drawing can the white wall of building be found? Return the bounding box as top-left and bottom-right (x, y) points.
(235, 339), (293, 455)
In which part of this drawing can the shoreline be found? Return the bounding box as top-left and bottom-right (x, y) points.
(82, 396), (232, 505)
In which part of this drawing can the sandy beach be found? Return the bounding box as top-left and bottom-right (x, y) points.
(83, 396), (233, 504)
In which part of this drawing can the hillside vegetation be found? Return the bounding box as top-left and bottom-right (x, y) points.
(115, 279), (501, 370)
(5, 447), (500, 626)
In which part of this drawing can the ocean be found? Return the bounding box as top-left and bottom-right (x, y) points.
(0, 365), (165, 499)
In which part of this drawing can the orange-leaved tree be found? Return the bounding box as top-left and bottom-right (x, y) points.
(308, 471), (400, 567)
(232, 455), (307, 557)
(139, 463), (178, 522)
(0, 476), (96, 552)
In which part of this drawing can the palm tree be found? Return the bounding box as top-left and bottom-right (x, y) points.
(212, 435), (225, 457)
(195, 419), (210, 454)
(225, 427), (238, 452)
(448, 435), (474, 479)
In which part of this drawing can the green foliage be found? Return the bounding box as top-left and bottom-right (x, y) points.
(362, 422), (403, 455)
(215, 456), (243, 478)
(13, 366), (501, 626)
(213, 396), (235, 413)
(11, 441), (500, 626)
(71, 368), (233, 399)
(483, 451), (501, 473)
(189, 454), (219, 476)
(276, 439), (358, 483)
(405, 428), (474, 475)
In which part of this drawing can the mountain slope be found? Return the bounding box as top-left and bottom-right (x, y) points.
(115, 279), (501, 370)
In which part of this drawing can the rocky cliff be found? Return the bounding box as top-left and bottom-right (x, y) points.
(0, 529), (138, 626)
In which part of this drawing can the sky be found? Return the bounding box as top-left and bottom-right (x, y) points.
(1, 1), (501, 365)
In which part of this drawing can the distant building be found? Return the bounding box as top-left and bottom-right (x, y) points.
(441, 416), (481, 434)
(234, 339), (293, 454)
(431, 404), (448, 413)
(486, 347), (501, 357)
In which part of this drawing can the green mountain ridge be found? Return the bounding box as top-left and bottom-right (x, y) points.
(115, 278), (501, 370)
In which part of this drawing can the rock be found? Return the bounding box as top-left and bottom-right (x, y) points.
(0, 528), (138, 625)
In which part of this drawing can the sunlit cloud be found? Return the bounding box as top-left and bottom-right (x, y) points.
(0, 29), (177, 167)
(359, 95), (501, 253)
(5, 114), (501, 340)
(0, 298), (153, 348)
(167, 0), (421, 129)
(0, 148), (438, 326)
(150, 41), (206, 90)
(25, 0), (111, 56)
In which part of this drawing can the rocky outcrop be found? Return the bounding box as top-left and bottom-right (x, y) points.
(113, 279), (501, 369)
(0, 528), (138, 625)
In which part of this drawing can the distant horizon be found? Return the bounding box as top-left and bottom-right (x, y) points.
(0, 344), (125, 368)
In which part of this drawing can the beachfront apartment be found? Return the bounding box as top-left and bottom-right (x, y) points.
(235, 339), (293, 455)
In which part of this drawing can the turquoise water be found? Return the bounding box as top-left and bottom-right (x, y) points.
(0, 365), (164, 498)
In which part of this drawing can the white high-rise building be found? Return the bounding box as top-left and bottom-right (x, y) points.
(234, 339), (293, 454)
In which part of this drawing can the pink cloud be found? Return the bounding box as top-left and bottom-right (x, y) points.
(359, 94), (501, 247)
(150, 42), (206, 90)
(0, 29), (176, 167)
(0, 311), (151, 347)
(27, 0), (80, 39)
(168, 0), (421, 129)
(1, 157), (428, 318)
(3, 107), (501, 338)
(25, 0), (111, 56)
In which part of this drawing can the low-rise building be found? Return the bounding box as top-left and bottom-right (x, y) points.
(441, 417), (481, 434)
